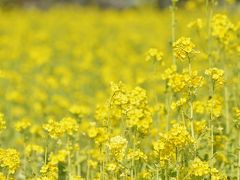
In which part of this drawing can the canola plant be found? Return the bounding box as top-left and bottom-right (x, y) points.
(0, 0), (240, 179)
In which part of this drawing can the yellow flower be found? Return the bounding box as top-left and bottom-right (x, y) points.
(189, 158), (210, 177)
(145, 48), (164, 64)
(207, 96), (223, 119)
(43, 117), (78, 139)
(194, 120), (207, 135)
(211, 14), (235, 45)
(0, 148), (20, 174)
(127, 148), (147, 161)
(15, 118), (31, 132)
(168, 72), (186, 92)
(88, 126), (109, 145)
(173, 37), (198, 61)
(188, 18), (204, 29)
(211, 168), (227, 180)
(108, 135), (128, 161)
(49, 149), (69, 165)
(233, 107), (240, 128)
(205, 68), (224, 86)
(25, 144), (44, 157)
(161, 65), (177, 80)
(43, 119), (65, 139)
(171, 97), (187, 110)
(193, 101), (205, 114)
(60, 117), (79, 136)
(106, 163), (117, 172)
(87, 159), (98, 169)
(40, 162), (58, 180)
(166, 123), (195, 150)
(0, 113), (6, 133)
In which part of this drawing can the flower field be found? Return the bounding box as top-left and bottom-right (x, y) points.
(0, 0), (240, 179)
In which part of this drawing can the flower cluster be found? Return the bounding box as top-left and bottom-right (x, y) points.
(88, 126), (109, 145)
(173, 37), (198, 60)
(211, 14), (235, 45)
(233, 107), (240, 128)
(110, 82), (152, 134)
(205, 68), (224, 86)
(108, 136), (128, 161)
(168, 70), (204, 93)
(152, 122), (195, 167)
(0, 148), (20, 174)
(0, 113), (6, 133)
(25, 144), (44, 157)
(0, 3), (238, 179)
(188, 158), (210, 177)
(43, 117), (78, 139)
(127, 148), (147, 161)
(145, 48), (164, 64)
(15, 118), (31, 132)
(207, 96), (223, 119)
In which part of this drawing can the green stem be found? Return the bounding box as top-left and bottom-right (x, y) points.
(67, 137), (72, 180)
(206, 0), (214, 67)
(87, 158), (90, 180)
(6, 171), (10, 180)
(209, 81), (215, 167)
(176, 148), (179, 180)
(238, 131), (240, 180)
(188, 55), (194, 138)
(224, 85), (230, 134)
(44, 147), (48, 165)
(210, 124), (214, 167)
(171, 0), (177, 66)
(190, 102), (194, 138)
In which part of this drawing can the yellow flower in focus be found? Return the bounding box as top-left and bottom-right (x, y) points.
(168, 73), (186, 92)
(0, 148), (20, 174)
(166, 123), (195, 150)
(173, 37), (198, 61)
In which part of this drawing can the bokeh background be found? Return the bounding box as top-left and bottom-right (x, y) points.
(0, 0), (239, 9)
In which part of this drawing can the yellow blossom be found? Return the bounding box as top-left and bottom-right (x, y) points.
(0, 148), (20, 174)
(173, 37), (198, 61)
(145, 48), (164, 64)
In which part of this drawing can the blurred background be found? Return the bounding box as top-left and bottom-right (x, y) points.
(0, 0), (239, 9)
